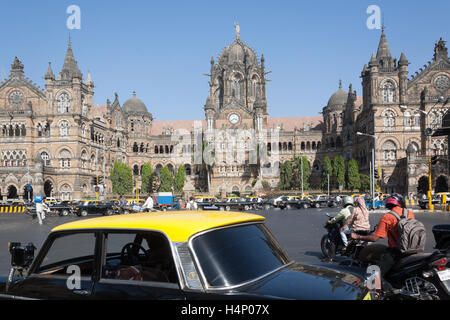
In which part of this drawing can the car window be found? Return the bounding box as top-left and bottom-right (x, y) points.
(192, 224), (291, 288)
(101, 231), (177, 284)
(35, 232), (96, 277)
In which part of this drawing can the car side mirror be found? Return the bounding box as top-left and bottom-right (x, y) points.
(9, 242), (36, 269)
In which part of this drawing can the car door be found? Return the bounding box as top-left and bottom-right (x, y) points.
(92, 230), (186, 300)
(9, 231), (100, 299)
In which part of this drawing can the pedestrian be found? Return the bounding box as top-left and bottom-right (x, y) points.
(142, 193), (154, 212)
(34, 195), (47, 225)
(119, 195), (127, 207)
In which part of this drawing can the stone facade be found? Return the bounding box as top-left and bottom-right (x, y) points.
(0, 28), (448, 200)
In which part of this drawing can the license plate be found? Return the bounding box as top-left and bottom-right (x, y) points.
(437, 269), (450, 281)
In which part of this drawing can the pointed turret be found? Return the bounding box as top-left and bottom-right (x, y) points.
(44, 62), (55, 80)
(59, 36), (82, 80)
(86, 70), (94, 86)
(398, 52), (409, 66)
(376, 27), (392, 59)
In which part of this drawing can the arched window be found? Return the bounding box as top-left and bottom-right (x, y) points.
(154, 146), (159, 154)
(56, 92), (71, 113)
(37, 124), (43, 137)
(59, 149), (72, 168)
(133, 142), (138, 153)
(382, 110), (396, 128)
(41, 152), (50, 166)
(380, 80), (396, 103)
(404, 111), (412, 127)
(382, 140), (397, 161)
(60, 184), (72, 201)
(59, 120), (70, 137)
(81, 150), (88, 169)
(133, 164), (139, 176)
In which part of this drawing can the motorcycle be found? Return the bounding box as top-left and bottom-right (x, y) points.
(320, 212), (371, 264)
(337, 225), (450, 300)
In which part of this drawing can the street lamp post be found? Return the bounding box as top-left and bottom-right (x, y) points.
(357, 132), (379, 209)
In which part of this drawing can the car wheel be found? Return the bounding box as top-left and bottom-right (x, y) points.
(286, 204), (292, 210)
(61, 209), (70, 216)
(302, 203), (308, 209)
(244, 205), (250, 211)
(124, 210), (130, 215)
(225, 206), (231, 211)
(315, 203), (320, 208)
(80, 210), (88, 217)
(219, 206), (224, 211)
(105, 209), (113, 216)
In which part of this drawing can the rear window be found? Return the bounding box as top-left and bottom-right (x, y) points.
(191, 224), (290, 288)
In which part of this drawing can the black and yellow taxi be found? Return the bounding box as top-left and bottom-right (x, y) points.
(0, 211), (376, 300)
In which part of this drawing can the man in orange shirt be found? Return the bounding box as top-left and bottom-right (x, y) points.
(350, 193), (414, 276)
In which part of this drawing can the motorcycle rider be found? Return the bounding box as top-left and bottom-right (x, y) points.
(350, 193), (415, 276)
(327, 196), (355, 251)
(341, 196), (371, 243)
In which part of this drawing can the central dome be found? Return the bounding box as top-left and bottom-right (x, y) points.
(218, 39), (259, 66)
(122, 92), (148, 114)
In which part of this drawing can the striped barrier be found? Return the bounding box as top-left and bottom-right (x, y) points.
(0, 206), (27, 213)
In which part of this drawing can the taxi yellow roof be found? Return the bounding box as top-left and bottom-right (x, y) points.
(51, 211), (265, 242)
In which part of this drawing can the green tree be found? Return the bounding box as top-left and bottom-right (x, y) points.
(110, 161), (133, 196)
(333, 156), (346, 190)
(174, 165), (186, 193)
(280, 161), (292, 190)
(141, 163), (153, 194)
(359, 174), (371, 193)
(301, 156), (310, 190)
(321, 156), (333, 191)
(346, 159), (360, 191)
(159, 166), (174, 192)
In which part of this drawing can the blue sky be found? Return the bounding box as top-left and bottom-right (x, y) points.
(0, 0), (448, 120)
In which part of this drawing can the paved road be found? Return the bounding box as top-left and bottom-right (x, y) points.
(0, 208), (450, 275)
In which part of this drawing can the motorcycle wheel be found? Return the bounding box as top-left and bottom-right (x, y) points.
(320, 235), (336, 260)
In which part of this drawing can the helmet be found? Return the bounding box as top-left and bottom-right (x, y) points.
(342, 196), (354, 207)
(385, 193), (405, 209)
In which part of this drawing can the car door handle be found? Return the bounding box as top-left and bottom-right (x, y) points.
(72, 289), (91, 296)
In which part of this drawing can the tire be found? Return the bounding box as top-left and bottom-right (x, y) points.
(315, 203), (320, 208)
(80, 210), (88, 217)
(320, 234), (336, 260)
(286, 204), (292, 210)
(219, 206), (224, 211)
(302, 203), (308, 209)
(225, 206), (231, 211)
(124, 210), (130, 215)
(105, 209), (113, 216)
(61, 209), (69, 216)
(244, 205), (250, 211)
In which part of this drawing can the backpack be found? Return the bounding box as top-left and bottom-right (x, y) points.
(389, 209), (426, 255)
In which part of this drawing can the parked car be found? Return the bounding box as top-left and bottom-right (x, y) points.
(47, 200), (80, 216)
(0, 211), (377, 300)
(311, 195), (335, 208)
(418, 195), (441, 209)
(72, 200), (116, 217)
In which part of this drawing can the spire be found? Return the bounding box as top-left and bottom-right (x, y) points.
(44, 62), (55, 80)
(369, 53), (378, 66)
(60, 36), (82, 80)
(86, 70), (94, 86)
(376, 27), (392, 59)
(234, 22), (240, 40)
(339, 79), (342, 89)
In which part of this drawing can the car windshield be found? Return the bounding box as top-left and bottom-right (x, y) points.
(191, 223), (291, 288)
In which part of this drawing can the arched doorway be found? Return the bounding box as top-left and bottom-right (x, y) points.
(232, 186), (240, 196)
(23, 185), (33, 202)
(7, 185), (18, 199)
(44, 180), (53, 198)
(436, 175), (448, 193)
(417, 176), (429, 195)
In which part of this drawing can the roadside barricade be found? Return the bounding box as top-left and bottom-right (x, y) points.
(0, 205), (27, 213)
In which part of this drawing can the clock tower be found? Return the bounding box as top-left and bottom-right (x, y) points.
(203, 25), (271, 195)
